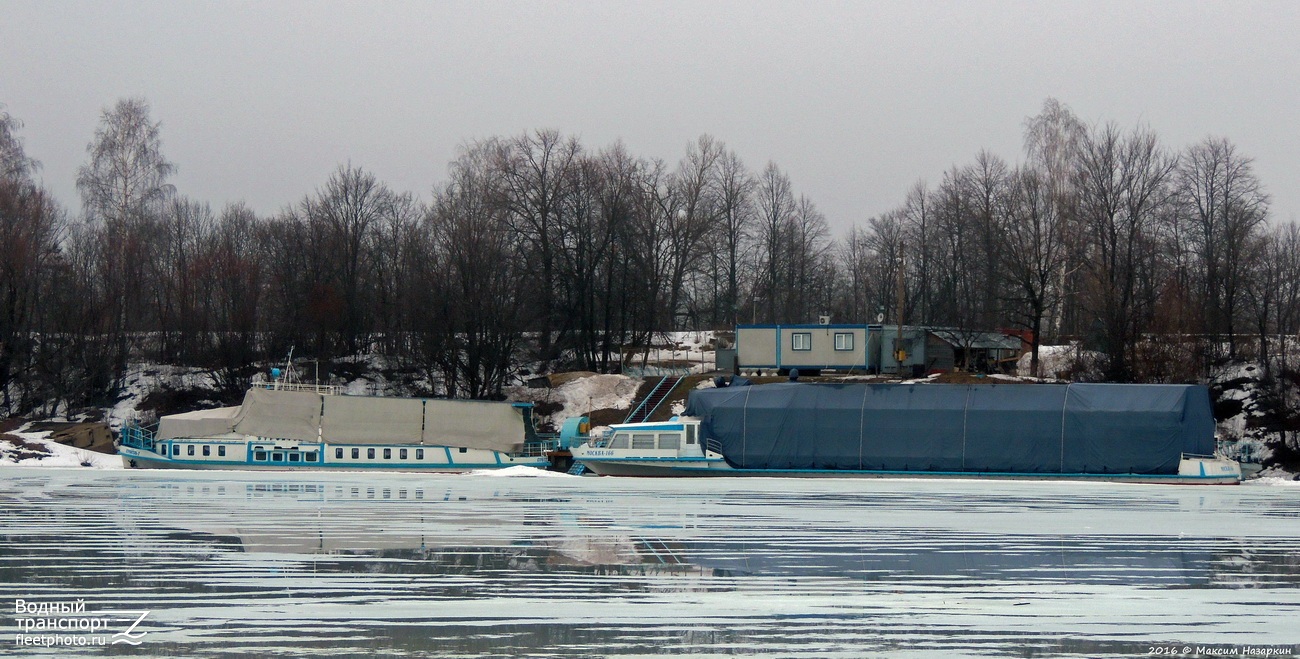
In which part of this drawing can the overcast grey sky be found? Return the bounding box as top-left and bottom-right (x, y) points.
(2, 1), (1297, 231)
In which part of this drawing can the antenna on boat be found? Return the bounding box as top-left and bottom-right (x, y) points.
(269, 347), (297, 390)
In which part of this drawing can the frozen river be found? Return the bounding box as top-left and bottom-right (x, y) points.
(1, 467), (1298, 657)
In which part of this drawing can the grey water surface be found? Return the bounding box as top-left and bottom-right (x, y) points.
(1, 466), (1298, 657)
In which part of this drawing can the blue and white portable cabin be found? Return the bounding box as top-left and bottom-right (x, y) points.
(734, 323), (929, 375)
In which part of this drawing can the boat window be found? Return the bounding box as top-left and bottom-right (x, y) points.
(658, 433), (680, 450)
(335, 448), (344, 459)
(383, 448), (392, 460)
(352, 448), (360, 459)
(304, 451), (317, 462)
(686, 425), (697, 445)
(416, 449), (424, 460)
(218, 446), (226, 457)
(609, 433), (629, 449)
(172, 444), (182, 457)
(459, 447), (468, 454)
(253, 450), (267, 461)
(632, 433), (655, 449)
(400, 448), (408, 460)
(272, 451), (284, 461)
(288, 452), (300, 462)
(202, 445), (211, 457)
(187, 445), (196, 456)
(367, 448), (375, 459)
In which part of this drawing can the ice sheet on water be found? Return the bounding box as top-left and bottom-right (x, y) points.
(2, 467), (1298, 657)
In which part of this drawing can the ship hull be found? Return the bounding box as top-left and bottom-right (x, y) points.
(575, 455), (1242, 485)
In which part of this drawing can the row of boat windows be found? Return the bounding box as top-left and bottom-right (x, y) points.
(607, 430), (696, 450)
(166, 444), (473, 462)
(339, 447), (419, 461)
(252, 450), (319, 463)
(170, 444), (226, 458)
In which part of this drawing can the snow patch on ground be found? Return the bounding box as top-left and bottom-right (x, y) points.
(0, 425), (122, 469)
(109, 363), (220, 430)
(1017, 344), (1103, 379)
(506, 373), (641, 430)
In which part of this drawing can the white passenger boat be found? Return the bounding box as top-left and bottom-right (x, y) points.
(118, 377), (552, 472)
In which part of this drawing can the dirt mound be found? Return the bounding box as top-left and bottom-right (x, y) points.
(27, 422), (117, 455)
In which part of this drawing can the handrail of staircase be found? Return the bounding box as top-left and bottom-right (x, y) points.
(638, 376), (681, 424)
(624, 375), (668, 423)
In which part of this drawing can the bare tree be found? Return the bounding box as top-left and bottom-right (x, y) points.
(495, 130), (581, 361)
(1074, 123), (1178, 382)
(1, 106), (39, 182)
(755, 162), (794, 322)
(0, 110), (64, 414)
(1001, 166), (1066, 376)
(1023, 98), (1085, 339)
(431, 145), (527, 398)
(76, 97), (175, 388)
(1176, 137), (1270, 358)
(710, 147), (754, 327)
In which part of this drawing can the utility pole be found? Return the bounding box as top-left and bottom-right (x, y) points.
(896, 252), (906, 373)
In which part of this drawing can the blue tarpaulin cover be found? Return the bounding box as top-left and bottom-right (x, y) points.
(683, 383), (1215, 474)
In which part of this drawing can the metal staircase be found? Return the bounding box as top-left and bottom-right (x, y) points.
(623, 376), (682, 424)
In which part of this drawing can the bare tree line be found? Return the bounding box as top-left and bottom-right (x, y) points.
(1, 97), (1298, 415)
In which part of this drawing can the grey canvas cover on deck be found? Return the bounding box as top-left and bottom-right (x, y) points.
(156, 406), (242, 440)
(231, 388), (324, 441)
(684, 382), (1215, 474)
(423, 399), (527, 453)
(321, 395), (424, 444)
(158, 387), (528, 452)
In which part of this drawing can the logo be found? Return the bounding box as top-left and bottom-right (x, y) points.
(12, 599), (150, 648)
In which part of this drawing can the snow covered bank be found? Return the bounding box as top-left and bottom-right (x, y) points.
(506, 373), (641, 431)
(0, 425), (122, 469)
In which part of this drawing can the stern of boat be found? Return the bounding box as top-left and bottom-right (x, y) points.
(1177, 453), (1243, 483)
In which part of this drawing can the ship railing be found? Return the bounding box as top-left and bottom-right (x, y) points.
(705, 438), (724, 455)
(582, 436), (612, 449)
(518, 438), (561, 458)
(256, 381), (340, 395)
(119, 422), (157, 452)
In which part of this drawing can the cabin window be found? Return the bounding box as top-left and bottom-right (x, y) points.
(609, 433), (629, 449)
(367, 448), (375, 459)
(218, 446), (226, 457)
(304, 451), (317, 462)
(335, 448), (344, 459)
(202, 445), (211, 457)
(792, 332), (812, 351)
(400, 448), (408, 460)
(253, 450), (267, 461)
(458, 447), (468, 454)
(631, 433), (655, 449)
(416, 449), (424, 460)
(383, 448), (392, 460)
(686, 425), (697, 445)
(272, 451), (284, 461)
(352, 448), (360, 459)
(834, 332), (854, 351)
(187, 445), (196, 456)
(172, 444), (182, 457)
(658, 433), (680, 450)
(288, 452), (300, 462)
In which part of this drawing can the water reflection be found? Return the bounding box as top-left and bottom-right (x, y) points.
(1, 468), (1299, 657)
